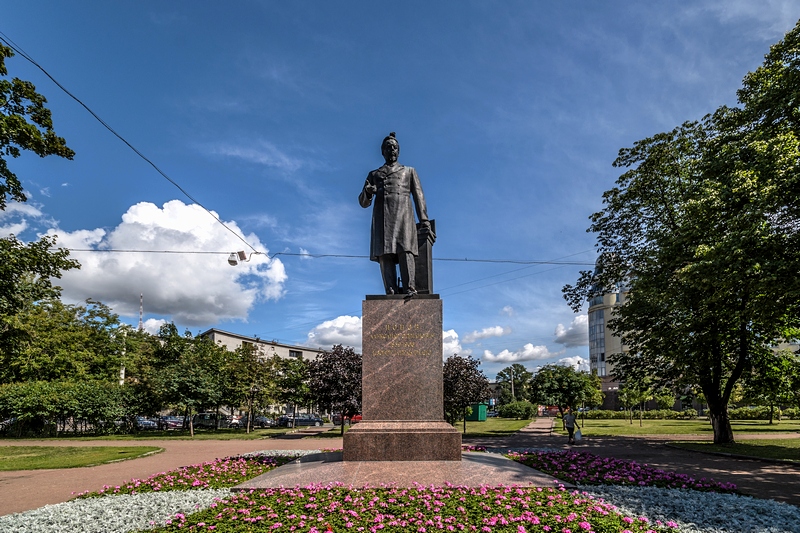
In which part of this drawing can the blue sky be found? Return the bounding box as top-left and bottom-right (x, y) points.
(2, 1), (798, 379)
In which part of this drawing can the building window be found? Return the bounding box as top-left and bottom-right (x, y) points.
(289, 350), (302, 359)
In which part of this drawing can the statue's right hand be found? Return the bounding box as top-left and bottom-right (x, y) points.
(365, 183), (377, 195)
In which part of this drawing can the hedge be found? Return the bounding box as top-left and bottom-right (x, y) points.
(0, 380), (137, 437)
(728, 406), (783, 420)
(497, 400), (536, 419)
(568, 409), (698, 420)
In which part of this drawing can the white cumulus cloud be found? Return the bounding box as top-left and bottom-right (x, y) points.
(483, 343), (563, 363)
(48, 200), (286, 326)
(554, 315), (589, 347)
(556, 355), (590, 372)
(306, 315), (362, 351)
(443, 329), (472, 358)
(463, 326), (511, 344)
(141, 318), (167, 335)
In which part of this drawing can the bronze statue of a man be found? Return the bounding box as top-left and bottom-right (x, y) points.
(359, 132), (430, 295)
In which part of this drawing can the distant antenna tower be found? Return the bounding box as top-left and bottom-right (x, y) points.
(138, 293), (144, 331)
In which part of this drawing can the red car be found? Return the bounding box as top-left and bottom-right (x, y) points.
(332, 413), (362, 425)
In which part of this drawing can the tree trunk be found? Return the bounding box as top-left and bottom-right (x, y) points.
(463, 407), (467, 435)
(189, 408), (195, 438)
(769, 404), (774, 425)
(708, 409), (734, 444)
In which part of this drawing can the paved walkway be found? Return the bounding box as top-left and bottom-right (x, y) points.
(0, 427), (341, 516)
(1, 420), (799, 516)
(463, 417), (800, 508)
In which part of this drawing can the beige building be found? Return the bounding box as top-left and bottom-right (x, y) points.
(199, 328), (320, 362)
(587, 257), (627, 407)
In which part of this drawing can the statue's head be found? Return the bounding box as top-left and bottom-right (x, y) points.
(381, 132), (399, 164)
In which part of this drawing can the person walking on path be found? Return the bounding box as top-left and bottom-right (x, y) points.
(563, 409), (577, 445)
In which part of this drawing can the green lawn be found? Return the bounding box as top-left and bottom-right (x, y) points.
(0, 445), (162, 470)
(552, 418), (800, 437)
(307, 418), (533, 439)
(20, 427), (295, 441)
(454, 417), (532, 437)
(669, 439), (800, 462)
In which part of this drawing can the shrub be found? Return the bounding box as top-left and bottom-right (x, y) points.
(0, 380), (134, 437)
(783, 407), (799, 420)
(580, 409), (696, 420)
(497, 400), (536, 419)
(728, 406), (780, 420)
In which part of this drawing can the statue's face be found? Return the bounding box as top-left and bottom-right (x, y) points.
(382, 140), (399, 164)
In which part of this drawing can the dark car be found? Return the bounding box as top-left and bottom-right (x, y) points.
(135, 417), (158, 430)
(192, 412), (232, 429)
(158, 416), (185, 430)
(233, 415), (274, 429)
(278, 414), (323, 427)
(293, 414), (324, 427)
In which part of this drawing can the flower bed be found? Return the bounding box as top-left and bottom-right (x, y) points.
(507, 450), (737, 493)
(4, 449), (797, 533)
(149, 484), (678, 532)
(74, 454), (297, 498)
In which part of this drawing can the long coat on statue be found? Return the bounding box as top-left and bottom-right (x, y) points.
(359, 162), (429, 262)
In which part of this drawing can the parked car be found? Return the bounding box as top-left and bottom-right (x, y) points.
(486, 410), (499, 418)
(158, 416), (185, 430)
(135, 417), (158, 430)
(192, 412), (232, 429)
(294, 414), (324, 426)
(332, 413), (362, 425)
(231, 415), (274, 429)
(278, 414), (323, 427)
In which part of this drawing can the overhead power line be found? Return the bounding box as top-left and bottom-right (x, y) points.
(0, 31), (260, 255)
(66, 248), (595, 266)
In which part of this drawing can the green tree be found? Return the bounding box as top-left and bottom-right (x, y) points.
(617, 378), (654, 426)
(0, 237), (79, 381)
(308, 345), (362, 435)
(0, 43), (75, 209)
(7, 299), (128, 383)
(495, 364), (532, 404)
(155, 324), (229, 436)
(528, 364), (596, 421)
(740, 350), (800, 423)
(225, 343), (275, 433)
(564, 89), (799, 444)
(273, 355), (310, 427)
(442, 354), (490, 433)
(0, 43), (79, 376)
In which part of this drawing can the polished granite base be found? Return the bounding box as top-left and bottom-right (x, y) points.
(343, 421), (461, 461)
(234, 451), (573, 490)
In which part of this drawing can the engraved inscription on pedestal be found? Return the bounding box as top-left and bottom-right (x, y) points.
(344, 296), (461, 461)
(361, 297), (444, 421)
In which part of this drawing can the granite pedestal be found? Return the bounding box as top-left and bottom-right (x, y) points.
(343, 295), (461, 461)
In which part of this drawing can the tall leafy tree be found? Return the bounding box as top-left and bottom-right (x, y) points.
(564, 21), (800, 443)
(495, 364), (532, 404)
(442, 354), (490, 433)
(273, 355), (311, 427)
(6, 299), (127, 383)
(528, 364), (597, 420)
(308, 345), (361, 435)
(0, 43), (74, 209)
(739, 350), (800, 423)
(155, 324), (229, 436)
(0, 43), (78, 373)
(225, 343), (275, 433)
